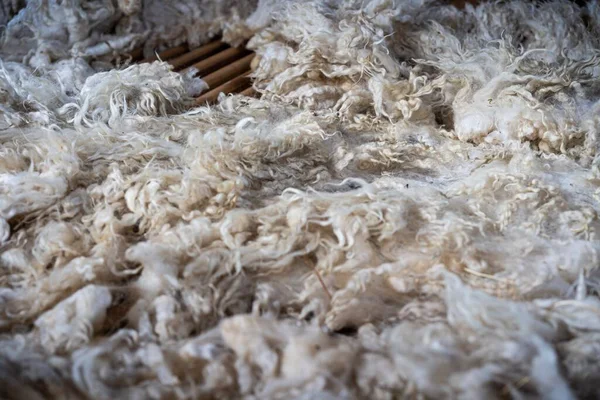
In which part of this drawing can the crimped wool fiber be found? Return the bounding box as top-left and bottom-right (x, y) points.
(1, 0), (600, 399)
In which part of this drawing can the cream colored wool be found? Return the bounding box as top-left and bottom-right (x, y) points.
(1, 0), (600, 399)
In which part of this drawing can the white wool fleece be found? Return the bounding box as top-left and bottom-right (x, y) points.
(1, 1), (600, 399)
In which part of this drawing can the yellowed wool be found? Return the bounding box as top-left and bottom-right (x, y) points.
(1, 0), (600, 399)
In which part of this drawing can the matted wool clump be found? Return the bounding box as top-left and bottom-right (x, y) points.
(1, 0), (600, 399)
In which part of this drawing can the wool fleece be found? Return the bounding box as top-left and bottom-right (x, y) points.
(1, 0), (600, 399)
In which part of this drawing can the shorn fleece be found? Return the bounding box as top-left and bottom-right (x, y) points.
(1, 0), (600, 399)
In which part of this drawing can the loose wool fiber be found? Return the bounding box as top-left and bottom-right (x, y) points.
(1, 0), (600, 399)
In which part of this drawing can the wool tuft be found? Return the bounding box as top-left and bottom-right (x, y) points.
(1, 0), (600, 399)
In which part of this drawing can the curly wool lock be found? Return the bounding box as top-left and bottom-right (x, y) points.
(1, 0), (600, 399)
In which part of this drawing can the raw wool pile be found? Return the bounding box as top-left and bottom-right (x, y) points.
(2, 0), (600, 399)
(0, 0), (257, 67)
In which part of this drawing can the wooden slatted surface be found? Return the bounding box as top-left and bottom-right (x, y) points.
(129, 39), (257, 104)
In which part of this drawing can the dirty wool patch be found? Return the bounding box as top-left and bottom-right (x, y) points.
(1, 0), (600, 399)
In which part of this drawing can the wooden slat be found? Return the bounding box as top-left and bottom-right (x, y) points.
(202, 54), (254, 89)
(169, 40), (229, 70)
(185, 47), (251, 76)
(239, 87), (257, 97)
(142, 44), (189, 63)
(195, 72), (251, 105)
